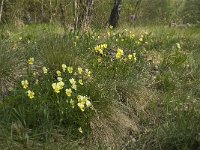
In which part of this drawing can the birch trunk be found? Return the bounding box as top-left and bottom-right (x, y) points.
(0, 0), (5, 23)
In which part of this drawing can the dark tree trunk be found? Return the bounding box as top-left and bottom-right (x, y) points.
(109, 0), (122, 28)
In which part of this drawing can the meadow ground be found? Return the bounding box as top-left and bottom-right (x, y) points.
(0, 24), (200, 150)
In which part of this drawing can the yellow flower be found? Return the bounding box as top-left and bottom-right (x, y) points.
(78, 67), (83, 74)
(65, 88), (72, 97)
(52, 81), (64, 93)
(56, 70), (61, 76)
(78, 103), (85, 112)
(35, 79), (39, 85)
(57, 77), (62, 81)
(33, 71), (38, 77)
(67, 67), (73, 74)
(94, 44), (107, 55)
(28, 57), (34, 65)
(128, 54), (133, 60)
(69, 78), (76, 85)
(85, 69), (91, 77)
(130, 33), (135, 39)
(78, 79), (83, 85)
(78, 127), (83, 133)
(139, 38), (143, 42)
(58, 81), (64, 88)
(102, 44), (107, 49)
(70, 99), (75, 108)
(133, 53), (137, 62)
(21, 80), (29, 89)
(99, 49), (103, 54)
(176, 43), (181, 49)
(62, 64), (67, 72)
(52, 83), (60, 93)
(86, 100), (92, 107)
(27, 90), (35, 99)
(116, 48), (124, 59)
(43, 67), (48, 74)
(71, 84), (77, 90)
(97, 58), (102, 63)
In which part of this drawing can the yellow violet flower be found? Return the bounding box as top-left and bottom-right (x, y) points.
(71, 84), (77, 90)
(85, 69), (91, 77)
(56, 70), (61, 76)
(52, 83), (60, 93)
(78, 127), (83, 133)
(33, 71), (38, 77)
(176, 43), (181, 49)
(78, 79), (83, 85)
(78, 67), (83, 74)
(67, 67), (73, 74)
(43, 67), (48, 74)
(57, 77), (62, 81)
(78, 103), (85, 112)
(62, 64), (67, 72)
(86, 100), (92, 107)
(70, 99), (75, 108)
(21, 80), (29, 89)
(97, 58), (102, 63)
(27, 90), (35, 99)
(128, 54), (133, 60)
(65, 88), (72, 97)
(58, 81), (65, 88)
(28, 57), (34, 65)
(116, 48), (124, 59)
(69, 78), (76, 85)
(35, 79), (39, 85)
(139, 38), (143, 42)
(133, 53), (137, 62)
(52, 81), (64, 93)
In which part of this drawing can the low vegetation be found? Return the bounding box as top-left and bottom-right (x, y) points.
(0, 24), (200, 149)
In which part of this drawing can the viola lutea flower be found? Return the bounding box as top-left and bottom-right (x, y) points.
(28, 57), (34, 65)
(78, 67), (83, 74)
(27, 90), (35, 99)
(62, 64), (67, 72)
(43, 67), (48, 74)
(21, 80), (29, 89)
(78, 79), (83, 85)
(116, 48), (124, 59)
(56, 70), (61, 76)
(67, 67), (73, 74)
(65, 88), (72, 97)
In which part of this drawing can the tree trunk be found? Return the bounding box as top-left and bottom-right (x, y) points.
(74, 0), (94, 30)
(132, 0), (142, 25)
(109, 0), (122, 28)
(49, 0), (53, 23)
(0, 0), (5, 23)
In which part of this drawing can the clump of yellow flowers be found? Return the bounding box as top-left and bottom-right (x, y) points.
(21, 80), (29, 89)
(116, 48), (124, 59)
(94, 43), (107, 55)
(93, 44), (137, 63)
(21, 58), (94, 113)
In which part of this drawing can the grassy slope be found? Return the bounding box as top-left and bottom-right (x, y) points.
(0, 24), (200, 149)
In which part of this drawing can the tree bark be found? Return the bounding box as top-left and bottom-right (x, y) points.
(74, 0), (94, 30)
(0, 0), (5, 23)
(109, 0), (122, 28)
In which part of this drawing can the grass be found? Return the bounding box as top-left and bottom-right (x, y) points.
(0, 23), (200, 149)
